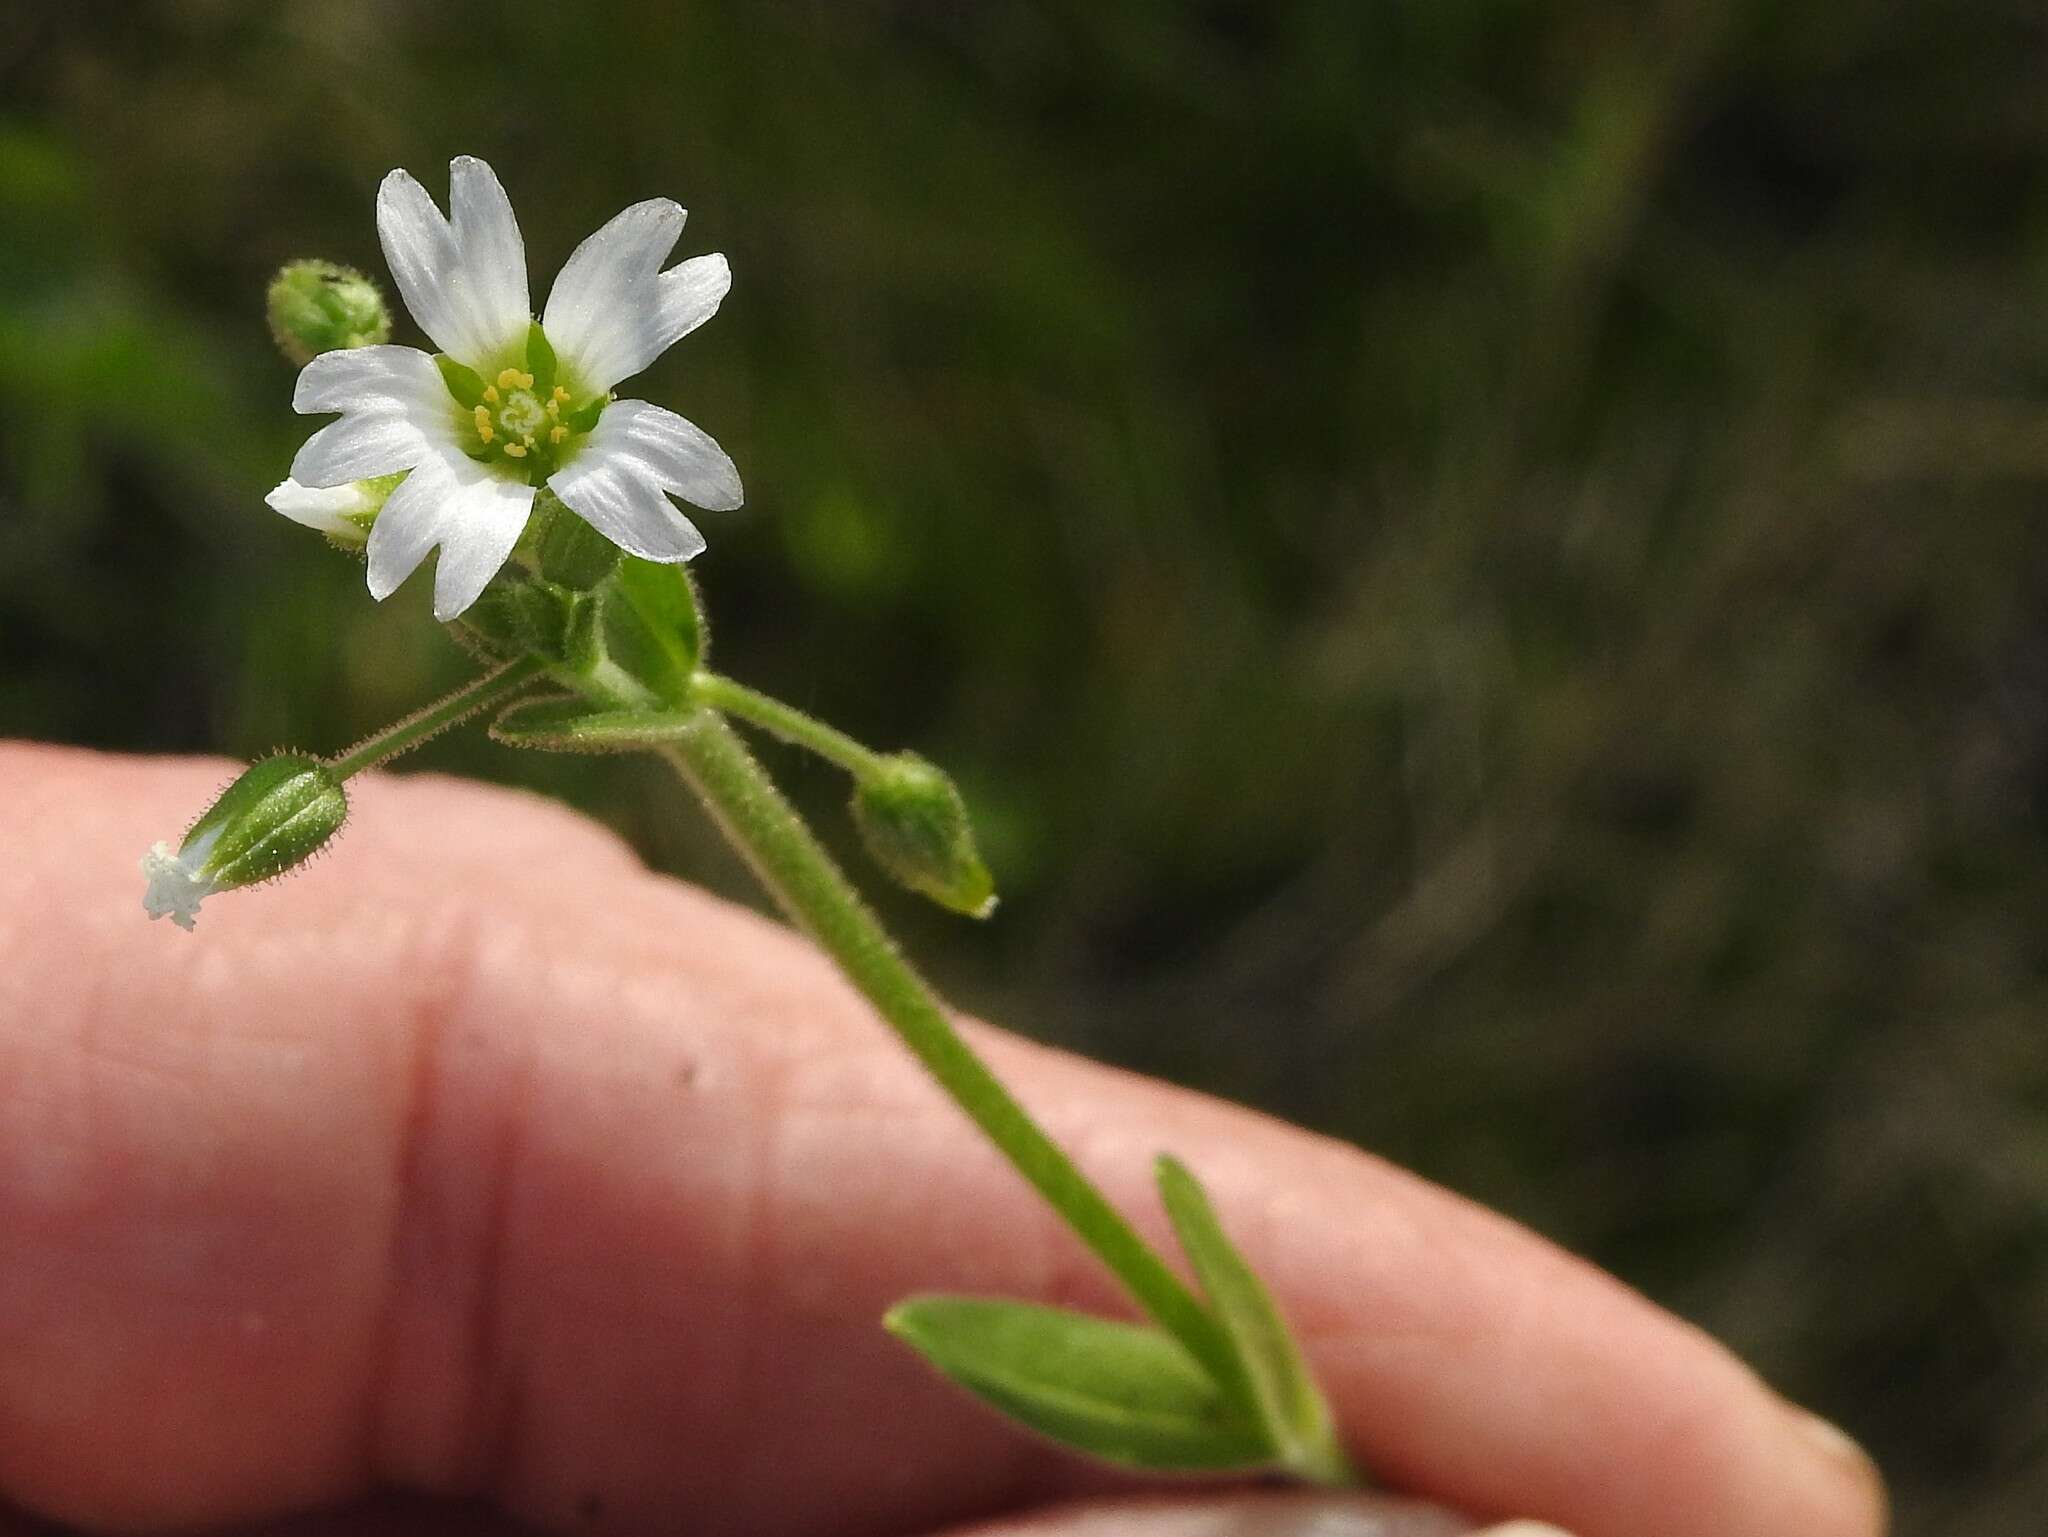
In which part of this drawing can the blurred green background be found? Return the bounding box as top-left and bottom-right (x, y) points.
(5, 2), (2045, 1529)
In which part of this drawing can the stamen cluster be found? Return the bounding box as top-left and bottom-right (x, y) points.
(433, 320), (609, 485)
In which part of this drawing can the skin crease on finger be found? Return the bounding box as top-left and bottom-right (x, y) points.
(0, 744), (1884, 1537)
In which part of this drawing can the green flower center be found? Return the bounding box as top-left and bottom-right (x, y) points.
(467, 366), (570, 468)
(435, 321), (608, 484)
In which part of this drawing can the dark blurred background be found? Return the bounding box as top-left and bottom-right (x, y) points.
(4, 2), (2046, 1529)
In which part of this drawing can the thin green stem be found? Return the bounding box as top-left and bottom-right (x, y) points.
(326, 657), (544, 780)
(652, 709), (1239, 1386)
(690, 671), (888, 778)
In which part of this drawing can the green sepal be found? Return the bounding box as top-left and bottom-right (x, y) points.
(455, 573), (590, 664)
(184, 753), (348, 891)
(566, 393), (608, 433)
(1155, 1157), (1355, 1486)
(884, 1296), (1275, 1472)
(563, 586), (604, 675)
(435, 353), (487, 409)
(525, 486), (620, 590)
(525, 320), (558, 397)
(852, 753), (997, 918)
(603, 557), (705, 704)
(489, 696), (700, 754)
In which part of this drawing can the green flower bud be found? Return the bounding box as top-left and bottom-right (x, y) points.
(266, 259), (391, 366)
(140, 754), (348, 931)
(851, 752), (998, 919)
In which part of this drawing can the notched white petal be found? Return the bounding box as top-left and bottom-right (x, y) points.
(377, 169), (467, 357)
(291, 412), (428, 488)
(653, 252), (731, 349)
(293, 344), (444, 415)
(448, 155), (530, 358)
(545, 200), (686, 334)
(542, 198), (728, 391)
(549, 455), (708, 563)
(376, 158), (531, 368)
(599, 398), (744, 510)
(364, 458), (449, 601)
(362, 449), (535, 617)
(430, 473), (537, 619)
(547, 398), (737, 562)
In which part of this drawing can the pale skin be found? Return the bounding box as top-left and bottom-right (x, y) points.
(0, 745), (1886, 1537)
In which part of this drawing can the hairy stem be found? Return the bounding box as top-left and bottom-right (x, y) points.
(690, 671), (888, 777)
(326, 657), (544, 780)
(654, 709), (1238, 1384)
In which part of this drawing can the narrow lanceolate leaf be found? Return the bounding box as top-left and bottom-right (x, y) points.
(605, 556), (705, 703)
(884, 1296), (1276, 1472)
(490, 695), (700, 753)
(1155, 1157), (1357, 1486)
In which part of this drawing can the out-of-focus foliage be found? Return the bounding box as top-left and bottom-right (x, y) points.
(4, 2), (2045, 1527)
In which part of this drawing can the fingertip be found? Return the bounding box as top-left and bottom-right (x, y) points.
(1782, 1408), (1888, 1536)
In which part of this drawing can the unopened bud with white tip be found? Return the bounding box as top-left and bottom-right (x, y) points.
(265, 472), (402, 548)
(140, 754), (348, 931)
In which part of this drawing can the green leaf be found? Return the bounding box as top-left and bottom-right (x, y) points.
(434, 353), (486, 409)
(885, 1296), (1275, 1472)
(604, 557), (704, 703)
(489, 695), (699, 753)
(1155, 1157), (1355, 1485)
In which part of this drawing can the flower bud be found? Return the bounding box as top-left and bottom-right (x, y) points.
(266, 259), (391, 366)
(851, 752), (997, 919)
(264, 471), (402, 549)
(140, 754), (348, 931)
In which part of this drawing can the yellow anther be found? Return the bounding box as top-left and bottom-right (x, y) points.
(482, 384), (500, 404)
(472, 404), (495, 443)
(503, 442), (528, 459)
(549, 425), (568, 445)
(552, 385), (570, 403)
(495, 368), (521, 389)
(544, 397), (561, 418)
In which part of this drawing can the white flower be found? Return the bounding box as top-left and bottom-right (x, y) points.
(140, 830), (221, 931)
(279, 155), (743, 619)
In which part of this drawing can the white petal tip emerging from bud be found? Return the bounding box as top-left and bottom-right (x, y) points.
(266, 477), (367, 533)
(140, 840), (217, 932)
(136, 758), (347, 934)
(266, 476), (396, 548)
